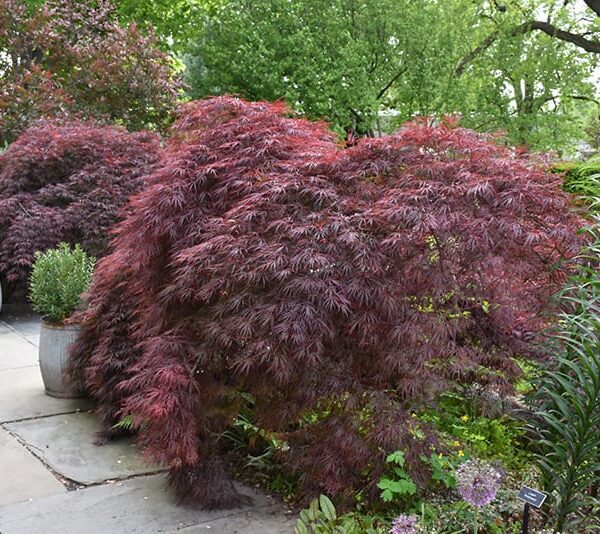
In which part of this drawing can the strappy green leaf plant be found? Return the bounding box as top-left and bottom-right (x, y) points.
(563, 156), (600, 205)
(529, 216), (600, 532)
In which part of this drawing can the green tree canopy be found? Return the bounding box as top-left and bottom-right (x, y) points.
(115, 0), (212, 52)
(186, 0), (599, 151)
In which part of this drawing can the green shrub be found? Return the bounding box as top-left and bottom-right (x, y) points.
(29, 243), (95, 323)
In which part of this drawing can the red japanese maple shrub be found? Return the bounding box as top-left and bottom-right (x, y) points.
(67, 97), (585, 508)
(0, 121), (161, 302)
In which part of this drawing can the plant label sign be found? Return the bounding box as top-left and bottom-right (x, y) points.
(517, 486), (547, 508)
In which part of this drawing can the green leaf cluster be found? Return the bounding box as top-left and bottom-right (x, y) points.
(110, 415), (135, 431)
(422, 452), (457, 490)
(295, 495), (386, 534)
(560, 156), (600, 211)
(418, 392), (530, 470)
(377, 451), (417, 503)
(115, 0), (212, 53)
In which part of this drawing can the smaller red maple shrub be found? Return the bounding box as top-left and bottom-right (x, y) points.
(67, 97), (585, 509)
(0, 120), (161, 301)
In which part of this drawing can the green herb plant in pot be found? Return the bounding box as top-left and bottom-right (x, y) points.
(29, 243), (95, 398)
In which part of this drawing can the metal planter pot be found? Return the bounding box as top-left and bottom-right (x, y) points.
(39, 320), (82, 398)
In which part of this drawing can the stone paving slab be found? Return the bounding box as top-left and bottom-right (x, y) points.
(0, 365), (92, 423)
(0, 314), (295, 532)
(0, 428), (66, 506)
(0, 474), (292, 534)
(0, 314), (41, 345)
(5, 412), (160, 485)
(0, 322), (39, 371)
(174, 508), (295, 533)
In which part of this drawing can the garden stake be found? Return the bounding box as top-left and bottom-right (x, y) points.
(521, 502), (530, 534)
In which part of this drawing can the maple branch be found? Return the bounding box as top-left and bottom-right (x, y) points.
(455, 30), (499, 77)
(456, 18), (600, 77)
(584, 0), (600, 17)
(377, 66), (409, 99)
(562, 94), (600, 107)
(526, 20), (600, 53)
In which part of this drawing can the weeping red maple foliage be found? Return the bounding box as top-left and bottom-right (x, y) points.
(0, 121), (161, 301)
(67, 97), (584, 508)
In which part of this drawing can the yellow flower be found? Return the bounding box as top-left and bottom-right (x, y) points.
(452, 440), (461, 448)
(460, 415), (469, 422)
(458, 450), (464, 457)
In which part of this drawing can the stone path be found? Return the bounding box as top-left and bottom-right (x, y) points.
(0, 313), (294, 533)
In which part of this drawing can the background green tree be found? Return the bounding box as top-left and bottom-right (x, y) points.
(451, 0), (599, 151)
(115, 0), (212, 53)
(185, 0), (598, 151)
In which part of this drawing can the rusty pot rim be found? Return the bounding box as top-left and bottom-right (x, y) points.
(40, 319), (81, 330)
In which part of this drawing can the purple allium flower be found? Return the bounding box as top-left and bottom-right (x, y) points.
(390, 514), (419, 534)
(455, 459), (502, 507)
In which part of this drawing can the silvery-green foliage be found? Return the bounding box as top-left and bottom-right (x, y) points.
(29, 243), (95, 323)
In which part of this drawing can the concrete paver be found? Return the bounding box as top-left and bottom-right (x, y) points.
(174, 508), (295, 533)
(5, 412), (161, 484)
(0, 474), (293, 534)
(0, 322), (38, 371)
(0, 365), (92, 423)
(0, 318), (92, 422)
(1, 313), (41, 345)
(0, 315), (294, 532)
(0, 428), (66, 506)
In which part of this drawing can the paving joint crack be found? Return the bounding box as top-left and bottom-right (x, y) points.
(67, 469), (169, 491)
(2, 422), (167, 492)
(1, 408), (92, 425)
(0, 364), (39, 372)
(169, 502), (285, 531)
(0, 320), (38, 348)
(2, 423), (79, 490)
